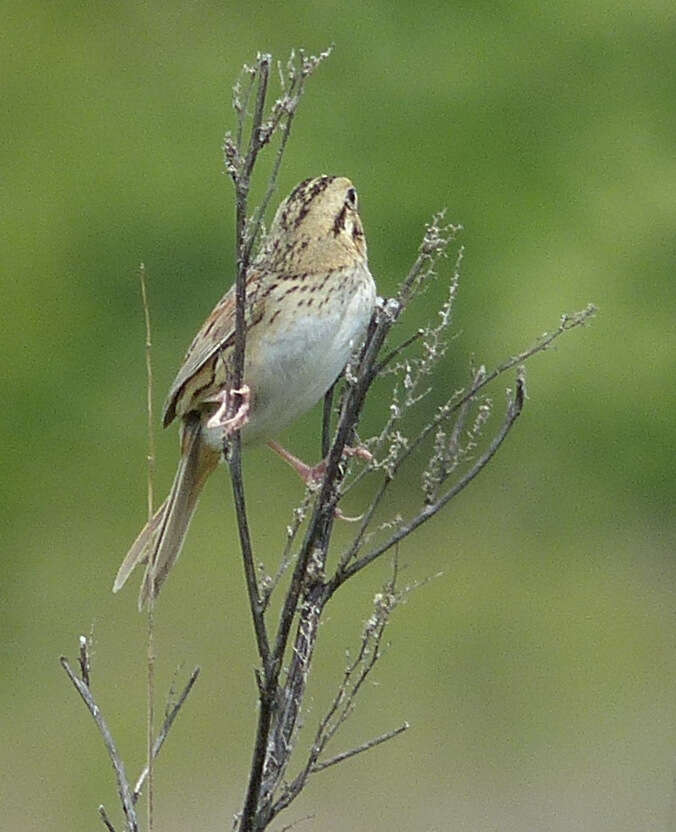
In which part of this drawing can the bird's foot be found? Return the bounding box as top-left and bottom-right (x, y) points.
(267, 440), (324, 484)
(266, 440), (372, 522)
(206, 385), (251, 435)
(343, 444), (374, 464)
(267, 441), (372, 484)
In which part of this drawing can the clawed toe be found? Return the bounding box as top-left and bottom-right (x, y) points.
(343, 444), (373, 463)
(266, 440), (372, 486)
(334, 507), (364, 523)
(266, 439), (371, 522)
(206, 385), (251, 434)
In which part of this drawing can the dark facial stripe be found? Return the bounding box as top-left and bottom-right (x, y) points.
(333, 202), (347, 236)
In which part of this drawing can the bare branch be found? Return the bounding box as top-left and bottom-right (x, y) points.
(374, 328), (425, 375)
(60, 654), (138, 832)
(449, 304), (597, 416)
(98, 805), (118, 832)
(231, 51), (335, 831)
(397, 213), (462, 310)
(246, 47), (334, 263)
(261, 489), (314, 612)
(216, 50), (595, 832)
(336, 300), (596, 576)
(227, 50), (339, 694)
(321, 380), (337, 459)
(269, 299), (400, 680)
(311, 722), (409, 773)
(253, 299), (422, 820)
(227, 54), (274, 682)
(78, 634), (90, 687)
(337, 371), (526, 584)
(233, 65), (255, 151)
(133, 666), (201, 801)
(269, 557), (402, 821)
(229, 449), (270, 673)
(275, 814), (315, 832)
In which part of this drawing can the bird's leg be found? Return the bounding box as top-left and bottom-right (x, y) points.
(205, 385), (251, 434)
(267, 440), (324, 484)
(267, 441), (373, 483)
(267, 440), (373, 523)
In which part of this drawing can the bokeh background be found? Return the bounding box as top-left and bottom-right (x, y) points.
(3, 2), (675, 830)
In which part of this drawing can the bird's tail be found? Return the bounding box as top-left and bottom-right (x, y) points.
(113, 414), (219, 609)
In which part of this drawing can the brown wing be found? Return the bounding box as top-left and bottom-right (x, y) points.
(162, 271), (261, 427)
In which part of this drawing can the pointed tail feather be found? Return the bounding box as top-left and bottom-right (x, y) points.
(113, 415), (219, 609)
(112, 500), (168, 593)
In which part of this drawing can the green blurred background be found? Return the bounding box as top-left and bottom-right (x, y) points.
(3, 1), (675, 830)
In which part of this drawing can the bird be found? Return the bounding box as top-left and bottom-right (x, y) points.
(113, 175), (377, 608)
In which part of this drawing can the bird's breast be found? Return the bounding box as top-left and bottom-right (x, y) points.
(240, 264), (376, 443)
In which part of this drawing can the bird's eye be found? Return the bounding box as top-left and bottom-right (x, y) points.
(345, 187), (358, 210)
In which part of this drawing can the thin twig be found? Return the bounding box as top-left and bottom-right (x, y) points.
(312, 723), (409, 772)
(338, 302), (596, 570)
(233, 50), (335, 832)
(98, 805), (118, 832)
(270, 555), (401, 820)
(254, 302), (402, 817)
(397, 214), (462, 311)
(229, 452), (270, 671)
(245, 47), (333, 262)
(450, 305), (597, 418)
(275, 814), (315, 832)
(234, 66), (256, 152)
(231, 55), (278, 832)
(228, 54), (273, 681)
(60, 655), (138, 832)
(321, 381), (336, 459)
(139, 263), (155, 526)
(138, 261), (156, 832)
(234, 53), (270, 286)
(337, 371), (526, 585)
(78, 634), (90, 687)
(261, 489), (314, 612)
(374, 328), (425, 375)
(133, 666), (201, 800)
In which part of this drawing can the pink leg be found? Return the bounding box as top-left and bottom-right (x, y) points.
(267, 440), (326, 484)
(267, 440), (373, 483)
(206, 385), (251, 434)
(266, 440), (371, 523)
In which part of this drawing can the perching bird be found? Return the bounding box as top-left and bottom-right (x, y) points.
(113, 176), (377, 608)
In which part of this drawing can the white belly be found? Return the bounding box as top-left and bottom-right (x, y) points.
(240, 266), (376, 443)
